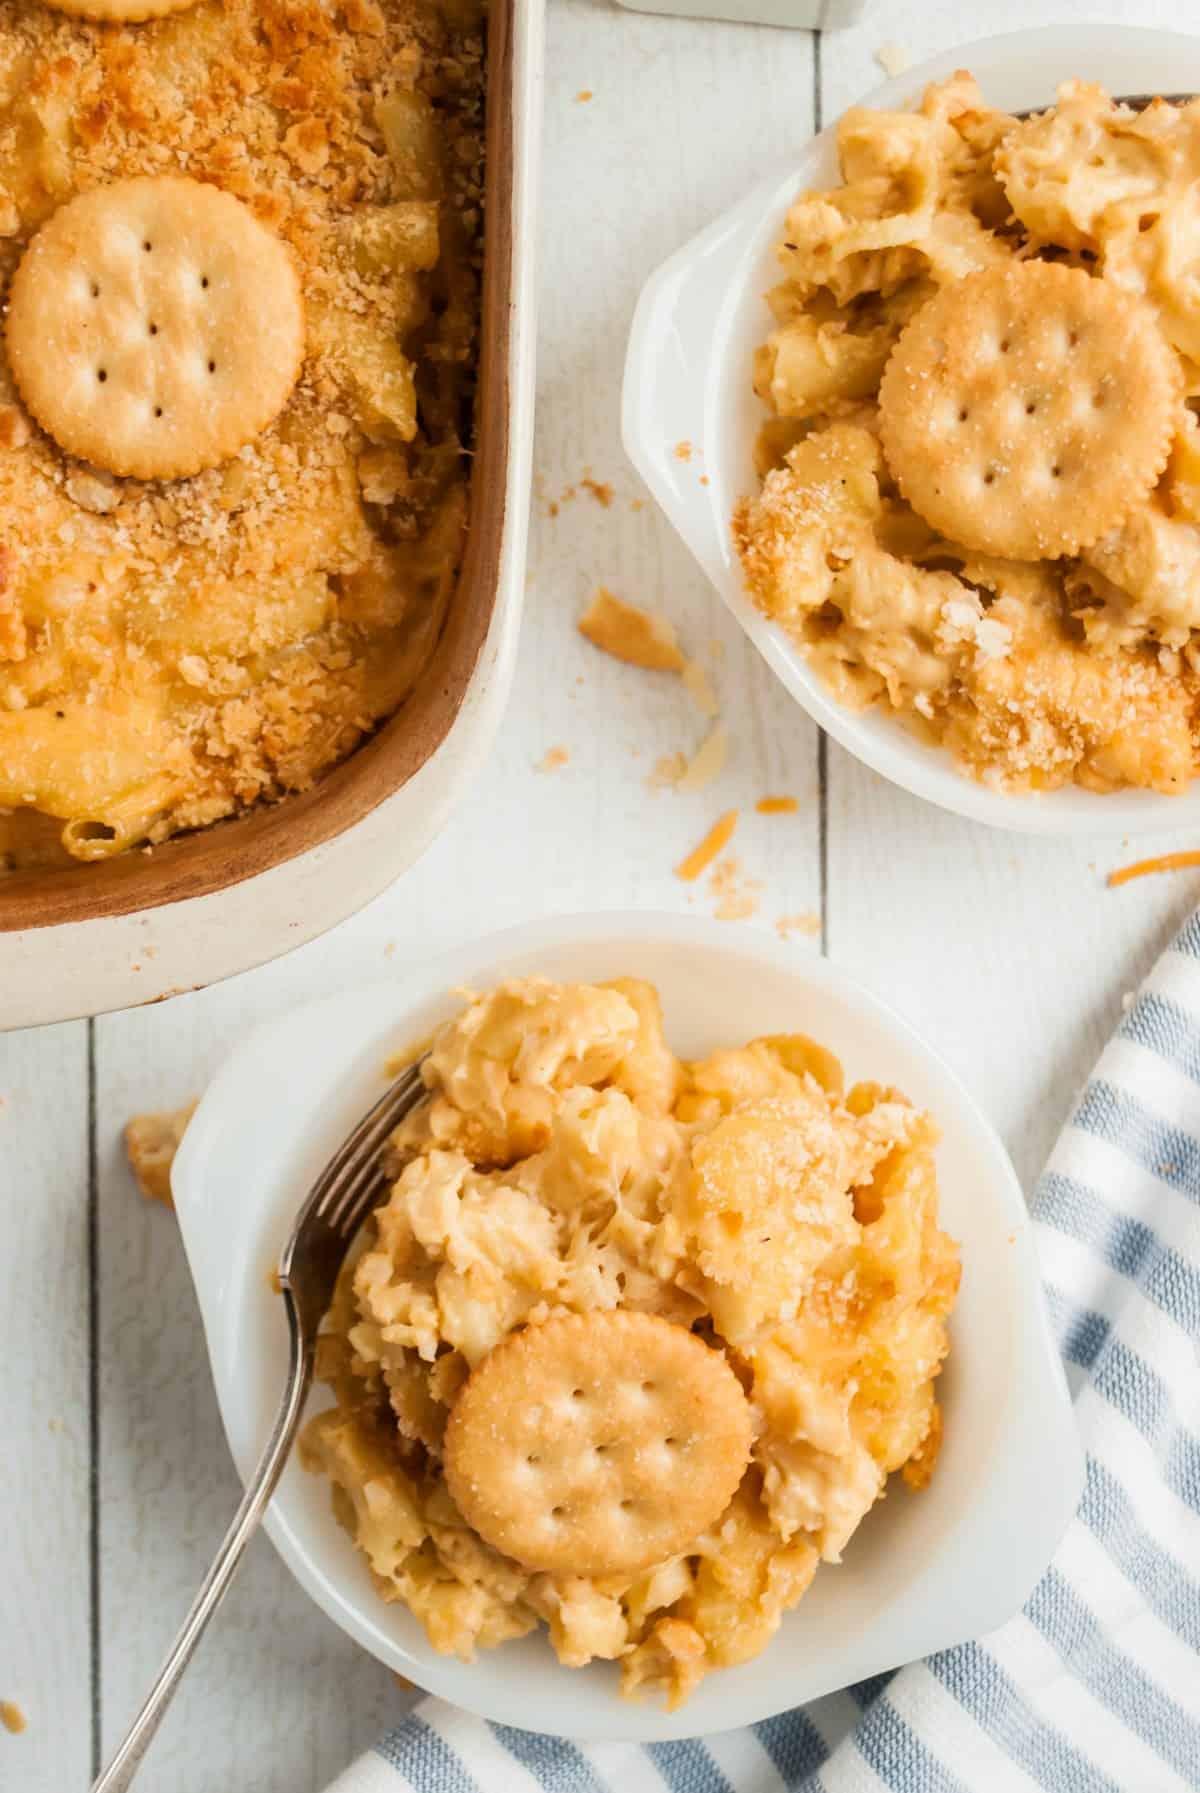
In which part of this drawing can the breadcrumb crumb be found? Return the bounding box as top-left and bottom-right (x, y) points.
(710, 856), (762, 922)
(776, 911), (821, 940)
(648, 752), (688, 790)
(580, 475), (613, 507)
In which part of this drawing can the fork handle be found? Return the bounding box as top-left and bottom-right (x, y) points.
(93, 1295), (311, 1793)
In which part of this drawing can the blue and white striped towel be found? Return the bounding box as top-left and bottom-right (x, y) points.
(326, 913), (1200, 1793)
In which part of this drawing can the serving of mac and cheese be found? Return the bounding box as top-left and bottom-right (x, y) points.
(734, 77), (1200, 795)
(301, 975), (960, 1705)
(0, 0), (482, 871)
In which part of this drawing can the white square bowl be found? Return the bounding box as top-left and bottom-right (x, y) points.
(623, 26), (1200, 838)
(171, 913), (1083, 1741)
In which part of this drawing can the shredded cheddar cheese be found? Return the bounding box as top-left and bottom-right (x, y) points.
(756, 796), (798, 815)
(577, 589), (686, 673)
(676, 811), (738, 882)
(1108, 850), (1200, 887)
(678, 723), (729, 794)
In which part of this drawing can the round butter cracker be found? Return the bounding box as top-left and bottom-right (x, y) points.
(6, 177), (305, 482)
(443, 1310), (753, 1578)
(877, 260), (1179, 560)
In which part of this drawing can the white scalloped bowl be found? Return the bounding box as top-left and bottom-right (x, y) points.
(171, 912), (1082, 1741)
(624, 26), (1200, 837)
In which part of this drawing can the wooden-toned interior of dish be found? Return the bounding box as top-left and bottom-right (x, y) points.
(0, 0), (514, 935)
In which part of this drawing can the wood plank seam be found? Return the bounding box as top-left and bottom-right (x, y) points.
(88, 1014), (101, 1779)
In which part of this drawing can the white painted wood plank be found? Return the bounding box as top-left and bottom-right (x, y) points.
(90, 5), (822, 1786)
(0, 1021), (91, 1793)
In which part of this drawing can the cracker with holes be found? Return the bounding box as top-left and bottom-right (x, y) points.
(443, 1309), (753, 1577)
(6, 177), (304, 482)
(877, 261), (1178, 561)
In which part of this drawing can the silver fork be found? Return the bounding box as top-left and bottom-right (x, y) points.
(92, 1058), (429, 1793)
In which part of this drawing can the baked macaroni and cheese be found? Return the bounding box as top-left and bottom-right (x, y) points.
(302, 976), (960, 1704)
(0, 0), (482, 871)
(734, 77), (1200, 795)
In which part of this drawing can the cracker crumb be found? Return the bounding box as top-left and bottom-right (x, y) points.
(537, 745), (570, 773)
(681, 658), (719, 719)
(0, 1703), (26, 1735)
(676, 809), (737, 881)
(709, 855), (762, 922)
(874, 41), (911, 78)
(757, 796), (798, 815)
(776, 911), (821, 940)
(64, 468), (119, 515)
(124, 1104), (197, 1207)
(578, 588), (686, 672)
(674, 441), (693, 462)
(678, 722), (729, 793)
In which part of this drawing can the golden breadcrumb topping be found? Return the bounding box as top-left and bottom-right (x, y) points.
(0, 0), (483, 867)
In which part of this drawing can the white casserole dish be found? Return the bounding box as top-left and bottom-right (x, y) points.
(0, 0), (543, 1032)
(623, 26), (1200, 838)
(172, 912), (1083, 1741)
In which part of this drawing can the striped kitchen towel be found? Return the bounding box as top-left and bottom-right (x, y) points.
(325, 912), (1200, 1793)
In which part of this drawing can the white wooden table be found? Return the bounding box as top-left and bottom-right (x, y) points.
(3, 1), (1197, 1786)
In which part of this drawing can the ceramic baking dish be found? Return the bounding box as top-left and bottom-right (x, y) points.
(0, 0), (542, 1031)
(623, 25), (1200, 838)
